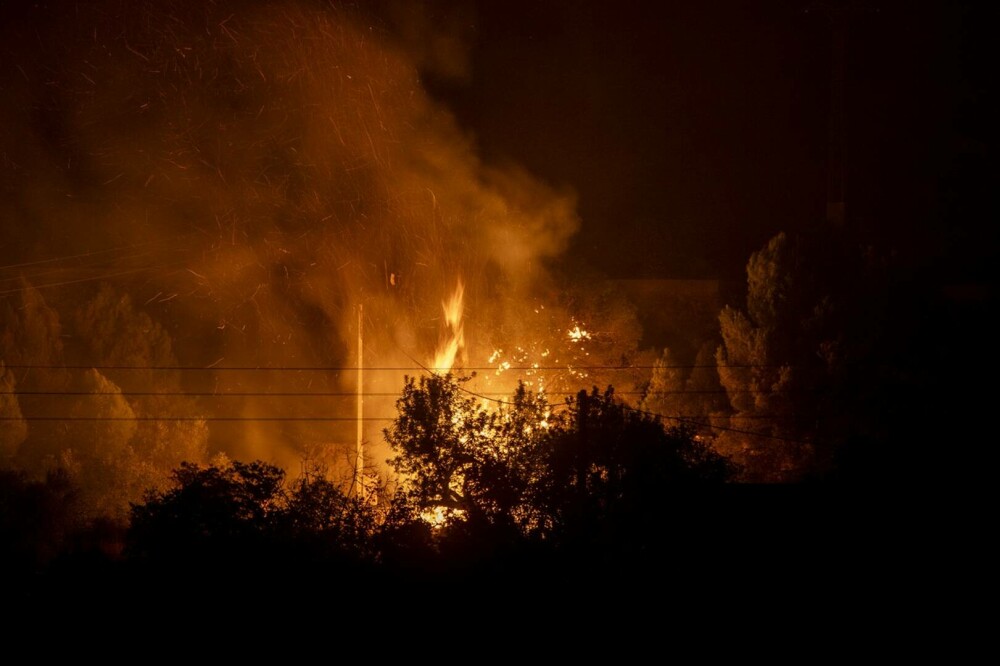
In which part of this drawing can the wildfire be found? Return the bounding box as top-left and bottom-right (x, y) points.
(567, 324), (591, 343)
(421, 506), (466, 529)
(410, 276), (638, 531)
(431, 280), (465, 374)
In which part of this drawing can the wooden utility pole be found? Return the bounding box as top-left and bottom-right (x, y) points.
(355, 302), (364, 500)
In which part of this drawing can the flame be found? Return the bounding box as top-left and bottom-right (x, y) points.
(567, 324), (591, 343)
(421, 506), (466, 529)
(432, 279), (465, 373)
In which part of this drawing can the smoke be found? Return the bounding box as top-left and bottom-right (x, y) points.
(0, 1), (583, 472)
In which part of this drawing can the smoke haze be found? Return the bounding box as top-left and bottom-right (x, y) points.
(1, 1), (596, 481)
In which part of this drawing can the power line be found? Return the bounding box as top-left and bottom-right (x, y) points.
(621, 405), (811, 445)
(0, 246), (193, 285)
(0, 237), (192, 273)
(0, 414), (789, 422)
(0, 261), (191, 296)
(428, 371), (810, 444)
(0, 363), (845, 371)
(0, 389), (815, 397)
(2, 338), (817, 442)
(399, 361), (809, 445)
(0, 416), (395, 422)
(4, 390), (452, 397)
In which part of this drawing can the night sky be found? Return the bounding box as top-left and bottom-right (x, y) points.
(419, 0), (995, 280)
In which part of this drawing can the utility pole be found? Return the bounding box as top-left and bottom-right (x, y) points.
(355, 302), (364, 500)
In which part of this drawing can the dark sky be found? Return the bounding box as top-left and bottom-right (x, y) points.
(421, 0), (996, 280)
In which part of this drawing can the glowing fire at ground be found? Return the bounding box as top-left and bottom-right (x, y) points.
(567, 325), (591, 343)
(417, 276), (578, 529)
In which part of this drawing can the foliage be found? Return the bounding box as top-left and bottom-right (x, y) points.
(1, 281), (208, 518)
(0, 468), (81, 569)
(386, 374), (734, 549)
(129, 460), (287, 559)
(0, 280), (64, 371)
(543, 387), (734, 548)
(715, 229), (889, 480)
(0, 282), (71, 468)
(385, 374), (551, 535)
(74, 283), (208, 491)
(642, 348), (687, 417)
(127, 459), (385, 565)
(0, 362), (27, 462)
(282, 475), (379, 558)
(73, 283), (177, 391)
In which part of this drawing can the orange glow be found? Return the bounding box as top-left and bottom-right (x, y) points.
(567, 324), (591, 343)
(432, 280), (465, 373)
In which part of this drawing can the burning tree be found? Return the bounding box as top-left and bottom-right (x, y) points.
(385, 373), (734, 545)
(385, 374), (550, 535)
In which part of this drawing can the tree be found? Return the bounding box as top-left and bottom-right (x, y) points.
(685, 340), (729, 424)
(641, 343), (729, 436)
(384, 374), (550, 535)
(282, 475), (379, 560)
(386, 374), (734, 553)
(73, 283), (177, 392)
(0, 279), (64, 372)
(0, 468), (81, 575)
(0, 362), (27, 463)
(74, 283), (208, 477)
(71, 284), (208, 512)
(128, 460), (287, 561)
(60, 368), (143, 519)
(641, 348), (687, 418)
(715, 229), (888, 480)
(543, 387), (733, 550)
(0, 281), (70, 469)
(127, 458), (390, 584)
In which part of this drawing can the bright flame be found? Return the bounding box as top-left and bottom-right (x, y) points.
(421, 506), (467, 529)
(432, 279), (465, 373)
(567, 324), (591, 343)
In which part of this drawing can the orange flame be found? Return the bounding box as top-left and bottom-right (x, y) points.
(432, 280), (465, 373)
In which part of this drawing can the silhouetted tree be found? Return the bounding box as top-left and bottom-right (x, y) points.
(281, 475), (378, 560)
(543, 387), (733, 551)
(128, 458), (390, 571)
(128, 460), (287, 562)
(385, 375), (550, 538)
(0, 468), (80, 571)
(715, 229), (889, 480)
(386, 375), (734, 558)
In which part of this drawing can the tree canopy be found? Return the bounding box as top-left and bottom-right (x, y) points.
(715, 229), (893, 481)
(385, 374), (735, 551)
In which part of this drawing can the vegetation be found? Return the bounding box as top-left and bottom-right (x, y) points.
(713, 229), (895, 481)
(3, 374), (738, 604)
(0, 229), (918, 605)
